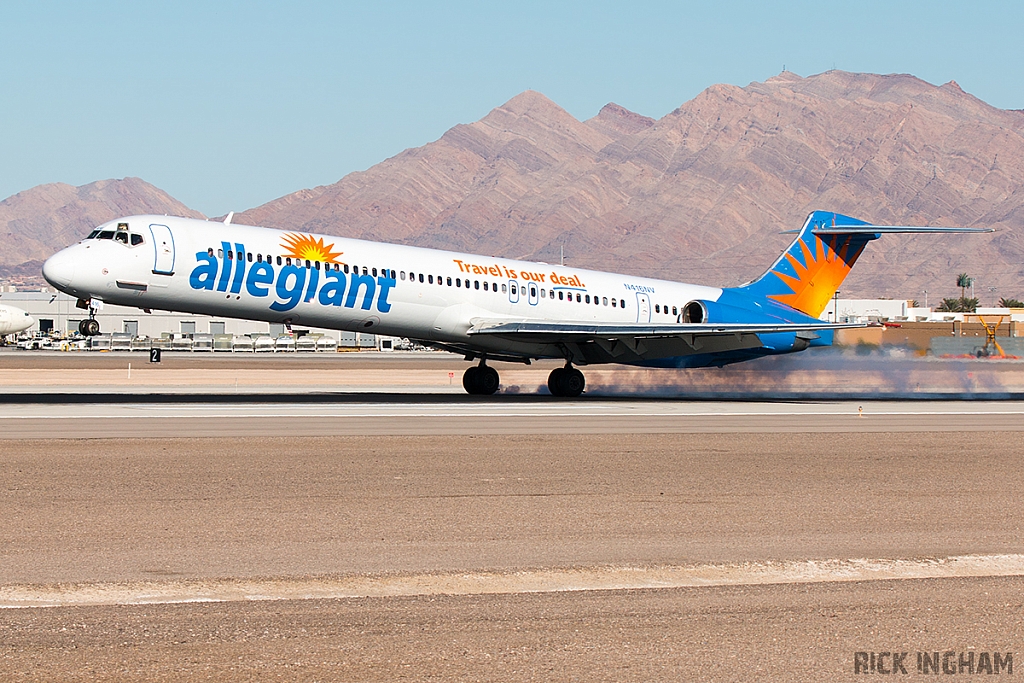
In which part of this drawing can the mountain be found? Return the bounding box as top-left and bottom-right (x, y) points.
(235, 71), (1024, 299)
(0, 178), (205, 282)
(7, 72), (1024, 299)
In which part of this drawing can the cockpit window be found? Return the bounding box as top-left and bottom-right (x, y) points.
(131, 233), (144, 246)
(87, 229), (101, 239)
(97, 231), (115, 240)
(115, 232), (129, 244)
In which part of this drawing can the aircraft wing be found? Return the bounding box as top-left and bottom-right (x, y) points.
(468, 319), (864, 341)
(465, 319), (866, 364)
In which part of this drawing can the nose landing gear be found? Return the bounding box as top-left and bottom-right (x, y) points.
(78, 318), (100, 336)
(463, 363), (500, 395)
(547, 365), (585, 397)
(77, 299), (101, 336)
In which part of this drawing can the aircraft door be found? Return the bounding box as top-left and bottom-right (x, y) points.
(636, 293), (651, 322)
(149, 224), (176, 275)
(528, 282), (539, 306)
(508, 280), (519, 303)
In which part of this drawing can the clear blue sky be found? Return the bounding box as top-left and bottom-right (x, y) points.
(3, 1), (1022, 216)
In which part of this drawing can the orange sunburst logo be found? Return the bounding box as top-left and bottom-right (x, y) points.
(767, 235), (865, 318)
(280, 233), (343, 263)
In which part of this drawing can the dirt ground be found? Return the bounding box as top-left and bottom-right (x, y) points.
(2, 432), (1023, 681)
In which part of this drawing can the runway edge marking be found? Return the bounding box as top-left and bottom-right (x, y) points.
(2, 554), (1023, 608)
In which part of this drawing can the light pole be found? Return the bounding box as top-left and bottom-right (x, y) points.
(833, 290), (841, 322)
(923, 289), (928, 309)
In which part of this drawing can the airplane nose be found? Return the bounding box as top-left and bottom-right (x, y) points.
(42, 248), (76, 289)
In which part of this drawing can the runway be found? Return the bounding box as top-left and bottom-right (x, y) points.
(1, 397), (1023, 437)
(2, 353), (1023, 681)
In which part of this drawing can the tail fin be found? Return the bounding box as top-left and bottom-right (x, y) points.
(736, 211), (876, 318)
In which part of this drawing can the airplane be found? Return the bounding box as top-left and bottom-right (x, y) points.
(40, 211), (987, 396)
(0, 304), (35, 339)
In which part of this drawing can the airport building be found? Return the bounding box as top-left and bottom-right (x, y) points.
(0, 288), (397, 351)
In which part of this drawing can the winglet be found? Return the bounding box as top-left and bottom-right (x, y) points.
(223, 212), (234, 225)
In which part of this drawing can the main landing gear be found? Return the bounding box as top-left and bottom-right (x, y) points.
(463, 363), (500, 395)
(547, 365), (585, 398)
(460, 360), (586, 397)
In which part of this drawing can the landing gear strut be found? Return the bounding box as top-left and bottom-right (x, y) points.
(547, 365), (585, 397)
(463, 362), (500, 395)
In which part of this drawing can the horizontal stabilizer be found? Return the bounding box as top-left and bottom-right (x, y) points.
(783, 225), (994, 234)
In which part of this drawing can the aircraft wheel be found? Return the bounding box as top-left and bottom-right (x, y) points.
(81, 319), (100, 337)
(476, 366), (499, 395)
(462, 366), (480, 394)
(547, 367), (567, 396)
(562, 368), (585, 397)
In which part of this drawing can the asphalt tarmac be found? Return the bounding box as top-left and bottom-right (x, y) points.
(1, 352), (1022, 681)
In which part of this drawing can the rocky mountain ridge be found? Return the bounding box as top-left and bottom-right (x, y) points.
(6, 71), (1024, 300)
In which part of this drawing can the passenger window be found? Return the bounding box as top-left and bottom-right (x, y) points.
(285, 257), (291, 265)
(540, 289), (545, 298)
(603, 297), (608, 305)
(585, 295), (591, 304)
(620, 299), (625, 308)
(502, 284), (507, 293)
(655, 304), (660, 313)
(372, 268), (377, 277)
(400, 271), (406, 280)
(208, 248), (215, 257)
(248, 253), (253, 263)
(344, 264), (350, 274)
(277, 256), (282, 266)
(511, 284), (517, 295)
(576, 293), (582, 302)
(363, 267), (369, 275)
(228, 250), (234, 260)
(558, 291), (563, 300)
(428, 275), (434, 284)
(475, 281), (480, 290)
(611, 299), (616, 307)
(418, 273), (424, 283)
(672, 306), (678, 315)
(218, 249), (224, 257)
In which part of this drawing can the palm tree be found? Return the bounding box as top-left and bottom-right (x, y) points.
(957, 273), (973, 300)
(999, 297), (1024, 308)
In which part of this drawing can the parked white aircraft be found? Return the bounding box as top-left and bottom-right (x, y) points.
(41, 213), (985, 395)
(0, 304), (34, 338)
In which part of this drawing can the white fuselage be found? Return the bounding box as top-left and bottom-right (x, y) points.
(0, 304), (34, 336)
(42, 215), (723, 361)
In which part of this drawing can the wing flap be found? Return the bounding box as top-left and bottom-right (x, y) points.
(468, 320), (864, 339)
